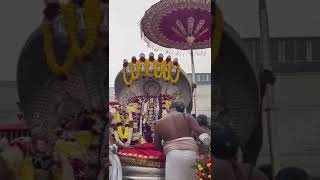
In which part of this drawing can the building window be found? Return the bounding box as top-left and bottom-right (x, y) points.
(306, 40), (312, 62)
(278, 40), (286, 62)
(311, 39), (320, 61)
(295, 39), (308, 62)
(271, 39), (279, 62)
(200, 74), (206, 81)
(284, 39), (295, 62)
(196, 74), (201, 82)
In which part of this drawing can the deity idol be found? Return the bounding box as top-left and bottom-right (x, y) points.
(109, 53), (192, 173)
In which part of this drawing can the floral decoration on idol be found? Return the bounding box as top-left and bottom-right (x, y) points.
(42, 0), (108, 78)
(109, 94), (175, 147)
(122, 52), (181, 86)
(109, 102), (135, 147)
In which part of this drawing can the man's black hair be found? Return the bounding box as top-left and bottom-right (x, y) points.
(191, 114), (196, 119)
(170, 100), (185, 113)
(196, 114), (208, 127)
(276, 167), (309, 180)
(212, 123), (239, 160)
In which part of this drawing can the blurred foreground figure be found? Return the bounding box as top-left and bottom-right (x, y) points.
(258, 164), (272, 180)
(275, 167), (310, 180)
(154, 101), (210, 180)
(0, 156), (14, 179)
(108, 112), (123, 180)
(213, 123), (268, 180)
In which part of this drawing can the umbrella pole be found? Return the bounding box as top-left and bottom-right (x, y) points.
(190, 49), (197, 116)
(259, 0), (280, 178)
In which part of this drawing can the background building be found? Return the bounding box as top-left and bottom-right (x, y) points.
(186, 73), (211, 122)
(243, 37), (320, 177)
(0, 81), (19, 123)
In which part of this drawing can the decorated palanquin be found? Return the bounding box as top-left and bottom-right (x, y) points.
(109, 53), (193, 178)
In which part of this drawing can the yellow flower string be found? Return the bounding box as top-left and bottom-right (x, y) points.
(212, 5), (224, 65)
(162, 61), (172, 81)
(122, 65), (134, 86)
(170, 64), (181, 84)
(61, 0), (101, 58)
(43, 0), (102, 76)
(153, 60), (161, 78)
(131, 61), (141, 80)
(19, 158), (34, 180)
(144, 59), (151, 77)
(115, 112), (129, 140)
(122, 56), (181, 85)
(42, 19), (77, 76)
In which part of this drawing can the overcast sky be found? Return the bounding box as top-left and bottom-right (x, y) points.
(1, 0), (320, 86)
(109, 0), (211, 86)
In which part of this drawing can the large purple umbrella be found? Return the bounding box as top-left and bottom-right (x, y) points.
(140, 0), (212, 115)
(141, 0), (211, 51)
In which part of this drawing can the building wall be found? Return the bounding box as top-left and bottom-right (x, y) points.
(190, 84), (211, 119)
(0, 81), (19, 123)
(240, 38), (320, 176)
(257, 73), (320, 176)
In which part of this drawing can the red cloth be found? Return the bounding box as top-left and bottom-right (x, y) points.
(118, 143), (165, 161)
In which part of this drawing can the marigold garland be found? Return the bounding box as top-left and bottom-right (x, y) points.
(61, 0), (101, 58)
(162, 61), (172, 81)
(122, 65), (134, 86)
(144, 59), (151, 77)
(42, 0), (102, 76)
(212, 5), (224, 65)
(170, 64), (181, 84)
(113, 112), (128, 141)
(42, 19), (77, 76)
(122, 55), (181, 86)
(131, 61), (141, 80)
(18, 158), (34, 180)
(153, 60), (162, 78)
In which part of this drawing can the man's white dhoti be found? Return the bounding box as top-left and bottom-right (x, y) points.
(163, 137), (199, 180)
(109, 150), (122, 180)
(165, 150), (197, 180)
